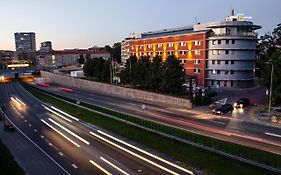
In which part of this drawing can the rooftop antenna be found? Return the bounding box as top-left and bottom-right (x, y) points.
(194, 17), (198, 24)
(231, 9), (235, 16)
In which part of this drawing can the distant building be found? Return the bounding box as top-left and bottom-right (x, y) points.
(40, 41), (52, 53)
(14, 32), (36, 52)
(122, 11), (261, 88)
(0, 50), (15, 68)
(39, 49), (110, 67)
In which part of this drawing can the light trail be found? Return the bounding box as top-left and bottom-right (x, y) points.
(89, 131), (180, 175)
(89, 160), (112, 175)
(48, 118), (90, 145)
(98, 130), (194, 175)
(50, 106), (79, 121)
(41, 119), (80, 147)
(100, 157), (130, 175)
(42, 105), (72, 123)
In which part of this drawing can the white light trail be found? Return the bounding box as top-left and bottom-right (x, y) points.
(89, 132), (180, 175)
(50, 106), (79, 121)
(41, 119), (80, 147)
(265, 132), (281, 138)
(98, 130), (194, 175)
(100, 157), (130, 175)
(15, 97), (26, 106)
(10, 97), (21, 106)
(89, 160), (112, 175)
(42, 105), (72, 123)
(48, 118), (90, 145)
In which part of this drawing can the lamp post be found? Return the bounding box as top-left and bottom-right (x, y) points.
(264, 60), (274, 120)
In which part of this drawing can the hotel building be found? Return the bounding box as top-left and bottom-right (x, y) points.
(121, 11), (261, 88)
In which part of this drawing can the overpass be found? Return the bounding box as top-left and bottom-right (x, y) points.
(0, 68), (35, 75)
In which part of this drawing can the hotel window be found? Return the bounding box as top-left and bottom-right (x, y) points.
(231, 60), (234, 64)
(139, 52), (142, 56)
(226, 39), (229, 44)
(232, 40), (235, 44)
(147, 44), (151, 48)
(195, 40), (201, 46)
(212, 60), (215, 64)
(225, 70), (229, 75)
(180, 41), (186, 47)
(131, 46), (134, 50)
(212, 50), (220, 55)
(148, 52), (151, 56)
(180, 51), (186, 55)
(195, 50), (200, 55)
(168, 43), (174, 47)
(194, 60), (200, 64)
(230, 70), (234, 74)
(212, 40), (216, 45)
(217, 60), (221, 64)
(157, 43), (162, 48)
(184, 60), (187, 63)
(225, 60), (229, 64)
(217, 70), (221, 74)
(194, 68), (200, 74)
(140, 45), (143, 49)
(218, 40), (221, 45)
(212, 70), (216, 74)
(225, 50), (229, 55)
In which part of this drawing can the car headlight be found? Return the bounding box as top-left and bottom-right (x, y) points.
(234, 103), (237, 107)
(240, 104), (243, 108)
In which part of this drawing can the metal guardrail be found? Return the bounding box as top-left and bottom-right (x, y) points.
(21, 82), (281, 174)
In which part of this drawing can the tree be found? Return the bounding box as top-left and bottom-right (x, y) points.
(77, 54), (85, 64)
(83, 57), (110, 83)
(257, 23), (281, 104)
(120, 56), (137, 86)
(112, 42), (121, 63)
(159, 55), (185, 94)
(149, 56), (162, 91)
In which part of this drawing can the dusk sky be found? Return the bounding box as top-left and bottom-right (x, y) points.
(1, 0), (280, 51)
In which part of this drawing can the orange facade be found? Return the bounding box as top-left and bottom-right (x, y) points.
(128, 32), (207, 86)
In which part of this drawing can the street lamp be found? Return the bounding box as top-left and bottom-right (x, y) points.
(265, 61), (274, 120)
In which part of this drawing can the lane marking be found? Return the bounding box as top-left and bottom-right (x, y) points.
(98, 130), (194, 175)
(58, 152), (64, 156)
(28, 124), (32, 127)
(50, 106), (79, 121)
(265, 132), (281, 138)
(41, 119), (80, 147)
(72, 163), (78, 169)
(89, 160), (112, 175)
(34, 129), (38, 132)
(90, 131), (180, 175)
(100, 157), (130, 175)
(48, 118), (90, 145)
(42, 105), (72, 123)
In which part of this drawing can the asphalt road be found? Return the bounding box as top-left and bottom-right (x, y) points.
(35, 82), (281, 155)
(0, 81), (193, 175)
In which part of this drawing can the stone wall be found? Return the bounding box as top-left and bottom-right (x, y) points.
(41, 71), (192, 109)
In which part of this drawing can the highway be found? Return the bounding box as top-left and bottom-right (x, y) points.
(0, 81), (194, 175)
(34, 82), (281, 155)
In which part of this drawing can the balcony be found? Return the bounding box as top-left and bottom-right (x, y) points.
(209, 32), (257, 38)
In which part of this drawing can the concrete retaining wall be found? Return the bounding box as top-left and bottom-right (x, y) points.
(40, 71), (192, 109)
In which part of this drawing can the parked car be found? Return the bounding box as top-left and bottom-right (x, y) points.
(213, 104), (233, 115)
(4, 119), (16, 132)
(234, 98), (250, 108)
